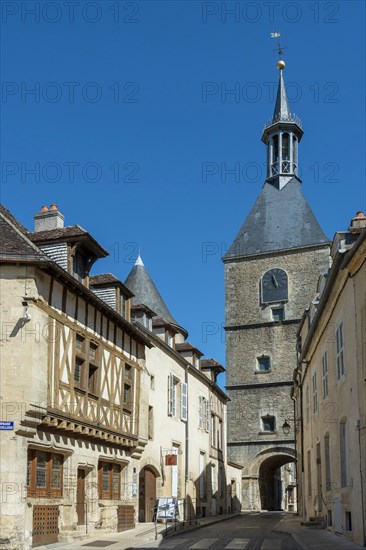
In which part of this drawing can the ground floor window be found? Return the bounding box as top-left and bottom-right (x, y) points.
(27, 450), (63, 497)
(98, 462), (122, 499)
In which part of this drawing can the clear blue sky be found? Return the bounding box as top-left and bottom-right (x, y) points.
(1, 1), (365, 389)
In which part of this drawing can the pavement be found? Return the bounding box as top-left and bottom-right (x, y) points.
(35, 512), (364, 550)
(276, 514), (363, 550)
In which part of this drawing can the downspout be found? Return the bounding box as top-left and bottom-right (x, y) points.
(185, 365), (189, 522)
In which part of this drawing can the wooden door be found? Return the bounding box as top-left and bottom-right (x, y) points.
(32, 505), (59, 546)
(144, 468), (156, 522)
(76, 469), (86, 525)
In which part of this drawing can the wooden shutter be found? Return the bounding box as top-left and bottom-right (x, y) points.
(181, 382), (188, 421)
(198, 396), (203, 428)
(168, 374), (173, 416)
(205, 399), (210, 432)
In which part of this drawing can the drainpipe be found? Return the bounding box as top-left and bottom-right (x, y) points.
(185, 365), (189, 522)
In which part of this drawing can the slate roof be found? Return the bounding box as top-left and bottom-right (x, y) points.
(125, 259), (188, 338)
(29, 225), (109, 257)
(131, 303), (157, 317)
(90, 273), (134, 297)
(0, 204), (30, 235)
(223, 178), (330, 260)
(200, 358), (225, 372)
(0, 208), (45, 257)
(175, 342), (204, 356)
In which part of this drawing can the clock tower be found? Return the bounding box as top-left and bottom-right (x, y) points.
(223, 59), (331, 510)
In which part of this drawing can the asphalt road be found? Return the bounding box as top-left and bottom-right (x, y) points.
(130, 512), (303, 550)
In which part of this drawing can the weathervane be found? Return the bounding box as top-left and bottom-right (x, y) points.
(271, 32), (286, 57)
(271, 32), (286, 70)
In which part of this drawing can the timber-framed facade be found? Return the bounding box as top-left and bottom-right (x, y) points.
(0, 204), (152, 548)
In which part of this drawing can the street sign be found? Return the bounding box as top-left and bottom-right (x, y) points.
(0, 421), (14, 430)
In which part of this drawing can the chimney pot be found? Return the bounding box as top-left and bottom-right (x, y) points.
(356, 211), (365, 218)
(41, 206), (49, 212)
(50, 204), (58, 211)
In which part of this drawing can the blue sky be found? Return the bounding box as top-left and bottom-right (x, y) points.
(1, 1), (365, 389)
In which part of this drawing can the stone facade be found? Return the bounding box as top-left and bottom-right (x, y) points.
(225, 246), (329, 510)
(294, 214), (366, 546)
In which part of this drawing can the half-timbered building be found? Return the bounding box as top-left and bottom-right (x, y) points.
(0, 204), (152, 548)
(0, 204), (241, 550)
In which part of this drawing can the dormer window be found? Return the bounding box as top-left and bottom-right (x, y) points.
(73, 253), (85, 282)
(194, 355), (200, 369)
(167, 332), (174, 347)
(120, 295), (126, 318)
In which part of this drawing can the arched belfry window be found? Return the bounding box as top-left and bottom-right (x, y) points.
(273, 135), (279, 161)
(261, 268), (288, 304)
(282, 133), (290, 160)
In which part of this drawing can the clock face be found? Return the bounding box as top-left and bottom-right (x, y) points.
(261, 268), (288, 303)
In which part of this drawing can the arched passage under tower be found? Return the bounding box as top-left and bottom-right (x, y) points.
(242, 447), (297, 512)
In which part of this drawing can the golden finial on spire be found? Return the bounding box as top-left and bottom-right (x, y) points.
(277, 60), (286, 70)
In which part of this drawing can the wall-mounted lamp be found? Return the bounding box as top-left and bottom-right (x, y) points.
(282, 420), (291, 435)
(282, 418), (301, 435)
(22, 301), (31, 321)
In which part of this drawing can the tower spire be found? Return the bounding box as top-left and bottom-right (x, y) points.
(272, 66), (291, 123)
(262, 55), (303, 190)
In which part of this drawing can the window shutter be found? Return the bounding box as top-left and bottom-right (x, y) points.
(205, 399), (210, 432)
(198, 396), (203, 428)
(181, 382), (188, 421)
(168, 374), (173, 416)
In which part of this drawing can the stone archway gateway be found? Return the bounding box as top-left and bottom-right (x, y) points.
(243, 447), (297, 511)
(138, 466), (159, 522)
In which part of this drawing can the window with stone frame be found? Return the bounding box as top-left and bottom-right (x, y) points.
(261, 415), (276, 432)
(256, 355), (271, 372)
(27, 449), (63, 497)
(98, 462), (122, 500)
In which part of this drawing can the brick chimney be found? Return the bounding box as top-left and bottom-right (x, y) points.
(34, 204), (65, 232)
(349, 211), (366, 234)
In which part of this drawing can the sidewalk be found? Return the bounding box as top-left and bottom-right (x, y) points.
(36, 512), (240, 550)
(276, 514), (363, 549)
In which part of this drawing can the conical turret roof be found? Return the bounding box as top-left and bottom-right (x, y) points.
(125, 254), (188, 338)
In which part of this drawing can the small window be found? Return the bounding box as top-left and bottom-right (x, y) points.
(272, 307), (285, 322)
(261, 415), (275, 432)
(257, 355), (271, 372)
(74, 357), (84, 384)
(167, 333), (174, 347)
(345, 511), (352, 531)
(327, 510), (332, 527)
(150, 375), (155, 390)
(75, 334), (85, 352)
(123, 383), (132, 408)
(148, 406), (154, 440)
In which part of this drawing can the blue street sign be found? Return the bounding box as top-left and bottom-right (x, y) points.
(0, 421), (14, 430)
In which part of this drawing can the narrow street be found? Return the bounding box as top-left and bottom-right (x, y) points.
(131, 513), (302, 550)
